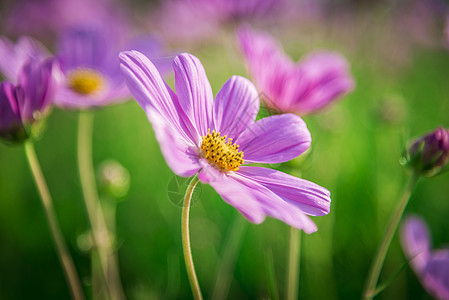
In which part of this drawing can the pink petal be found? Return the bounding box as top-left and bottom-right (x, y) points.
(236, 113), (311, 164)
(146, 109), (201, 177)
(120, 51), (202, 176)
(0, 36), (50, 82)
(237, 166), (331, 216)
(401, 215), (432, 274)
(423, 249), (449, 300)
(286, 52), (355, 114)
(198, 158), (265, 223)
(212, 75), (259, 139)
(230, 172), (318, 233)
(119, 50), (198, 144)
(198, 159), (317, 233)
(237, 26), (296, 111)
(174, 53), (213, 141)
(238, 26), (354, 115)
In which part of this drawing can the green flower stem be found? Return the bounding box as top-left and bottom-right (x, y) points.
(182, 175), (202, 300)
(211, 215), (247, 300)
(286, 226), (301, 300)
(363, 172), (420, 300)
(77, 110), (125, 300)
(24, 141), (85, 300)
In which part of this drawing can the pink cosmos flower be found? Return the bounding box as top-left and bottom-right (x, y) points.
(401, 216), (449, 300)
(119, 51), (331, 233)
(237, 27), (355, 115)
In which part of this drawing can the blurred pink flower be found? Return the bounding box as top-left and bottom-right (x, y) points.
(401, 216), (449, 300)
(0, 58), (60, 142)
(0, 36), (50, 82)
(237, 26), (354, 115)
(0, 28), (173, 110)
(53, 26), (130, 109)
(120, 50), (331, 233)
(54, 25), (173, 109)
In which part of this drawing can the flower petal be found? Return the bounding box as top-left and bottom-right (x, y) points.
(119, 50), (198, 144)
(400, 216), (432, 274)
(286, 52), (355, 115)
(18, 58), (59, 120)
(174, 53), (213, 139)
(0, 82), (22, 133)
(237, 166), (331, 216)
(0, 36), (50, 81)
(230, 172), (318, 233)
(198, 158), (265, 223)
(213, 75), (259, 139)
(423, 249), (449, 300)
(236, 113), (311, 164)
(238, 27), (354, 115)
(57, 26), (114, 72)
(198, 160), (317, 233)
(237, 26), (295, 111)
(146, 108), (201, 177)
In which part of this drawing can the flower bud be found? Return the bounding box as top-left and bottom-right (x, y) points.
(98, 160), (130, 200)
(405, 127), (449, 176)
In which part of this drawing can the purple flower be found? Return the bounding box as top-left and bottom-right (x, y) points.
(53, 25), (171, 109)
(407, 127), (449, 176)
(0, 36), (50, 82)
(53, 26), (130, 109)
(0, 58), (59, 142)
(401, 216), (449, 300)
(237, 27), (355, 115)
(120, 51), (331, 233)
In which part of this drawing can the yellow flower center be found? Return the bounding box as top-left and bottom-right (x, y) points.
(200, 130), (244, 172)
(67, 68), (104, 95)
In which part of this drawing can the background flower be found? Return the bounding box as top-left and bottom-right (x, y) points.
(238, 26), (355, 115)
(0, 58), (59, 142)
(53, 24), (173, 109)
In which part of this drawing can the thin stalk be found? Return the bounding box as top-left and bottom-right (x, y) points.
(363, 172), (420, 300)
(77, 110), (125, 300)
(265, 248), (280, 300)
(24, 141), (85, 300)
(182, 175), (202, 300)
(286, 227), (301, 300)
(211, 215), (247, 300)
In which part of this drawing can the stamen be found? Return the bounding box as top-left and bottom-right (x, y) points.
(200, 129), (244, 172)
(67, 68), (104, 95)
